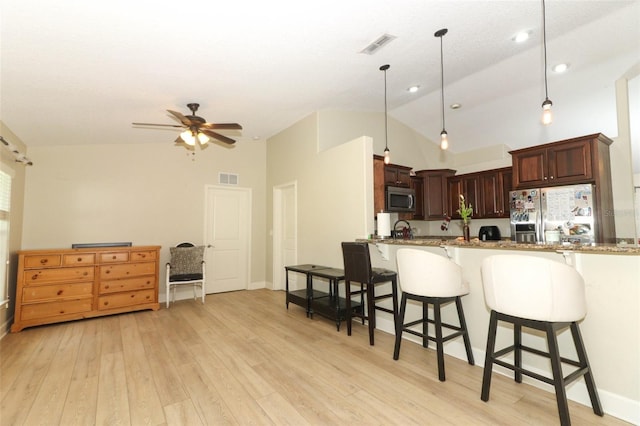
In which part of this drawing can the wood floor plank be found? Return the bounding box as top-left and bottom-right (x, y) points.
(23, 321), (84, 425)
(95, 351), (130, 425)
(119, 313), (166, 425)
(0, 289), (631, 426)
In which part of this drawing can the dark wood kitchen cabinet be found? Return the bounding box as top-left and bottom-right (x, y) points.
(448, 174), (479, 220)
(373, 155), (385, 215)
(415, 169), (456, 220)
(479, 167), (512, 218)
(510, 133), (615, 243)
(384, 163), (412, 187)
(510, 133), (612, 189)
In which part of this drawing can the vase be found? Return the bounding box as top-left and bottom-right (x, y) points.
(463, 224), (470, 242)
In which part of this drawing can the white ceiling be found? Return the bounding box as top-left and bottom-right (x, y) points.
(1, 0), (639, 155)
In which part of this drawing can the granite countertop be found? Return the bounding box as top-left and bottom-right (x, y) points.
(359, 237), (640, 255)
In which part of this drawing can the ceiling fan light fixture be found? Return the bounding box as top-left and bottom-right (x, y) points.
(180, 129), (196, 146)
(197, 132), (210, 145)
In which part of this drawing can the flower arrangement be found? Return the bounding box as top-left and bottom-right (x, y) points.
(457, 194), (473, 225)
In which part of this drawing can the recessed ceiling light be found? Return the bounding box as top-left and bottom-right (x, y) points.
(407, 85), (420, 93)
(512, 31), (530, 43)
(450, 103), (462, 110)
(552, 63), (570, 73)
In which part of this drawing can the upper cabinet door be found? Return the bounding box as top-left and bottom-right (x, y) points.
(547, 140), (593, 184)
(512, 149), (548, 188)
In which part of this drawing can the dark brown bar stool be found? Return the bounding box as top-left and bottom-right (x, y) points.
(480, 254), (603, 426)
(341, 242), (398, 345)
(393, 248), (474, 381)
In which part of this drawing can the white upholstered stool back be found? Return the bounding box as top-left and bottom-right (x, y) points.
(396, 248), (469, 298)
(481, 254), (586, 322)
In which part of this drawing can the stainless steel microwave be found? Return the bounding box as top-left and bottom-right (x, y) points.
(386, 186), (416, 212)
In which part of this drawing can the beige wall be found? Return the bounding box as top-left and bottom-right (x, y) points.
(0, 122), (27, 334)
(266, 113), (374, 285)
(21, 140), (267, 291)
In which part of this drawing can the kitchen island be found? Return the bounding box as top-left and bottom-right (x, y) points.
(356, 237), (639, 424)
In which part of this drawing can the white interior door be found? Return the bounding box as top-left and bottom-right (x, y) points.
(273, 182), (297, 290)
(205, 186), (251, 293)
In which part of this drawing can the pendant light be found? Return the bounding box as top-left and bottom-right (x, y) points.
(435, 28), (449, 150)
(541, 0), (553, 125)
(380, 64), (391, 164)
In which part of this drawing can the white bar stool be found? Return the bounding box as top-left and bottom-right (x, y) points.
(393, 248), (474, 381)
(480, 254), (603, 426)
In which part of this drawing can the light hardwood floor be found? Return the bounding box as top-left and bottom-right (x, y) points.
(0, 289), (630, 425)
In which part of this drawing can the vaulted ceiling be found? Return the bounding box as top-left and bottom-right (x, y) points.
(1, 0), (639, 154)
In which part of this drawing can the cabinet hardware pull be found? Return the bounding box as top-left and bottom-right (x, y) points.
(77, 257), (82, 262)
(32, 274), (38, 280)
(57, 290), (63, 295)
(40, 259), (47, 264)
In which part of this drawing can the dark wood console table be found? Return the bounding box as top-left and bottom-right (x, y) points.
(284, 264), (361, 331)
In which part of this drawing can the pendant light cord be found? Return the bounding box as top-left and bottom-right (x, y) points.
(439, 34), (445, 130)
(542, 0), (549, 101)
(380, 64), (390, 151)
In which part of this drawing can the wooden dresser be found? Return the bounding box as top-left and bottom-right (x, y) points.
(11, 245), (161, 332)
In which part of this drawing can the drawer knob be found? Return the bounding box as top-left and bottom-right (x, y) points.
(83, 272), (88, 276)
(103, 301), (109, 306)
(40, 259), (48, 264)
(57, 290), (63, 295)
(77, 257), (82, 262)
(131, 294), (135, 298)
(104, 285), (109, 289)
(59, 310), (65, 314)
(105, 270), (110, 274)
(112, 255), (116, 259)
(32, 274), (39, 280)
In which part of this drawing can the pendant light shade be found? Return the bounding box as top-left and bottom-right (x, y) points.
(435, 28), (449, 150)
(380, 64), (391, 164)
(541, 0), (553, 125)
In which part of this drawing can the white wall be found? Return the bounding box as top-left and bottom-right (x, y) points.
(21, 140), (267, 291)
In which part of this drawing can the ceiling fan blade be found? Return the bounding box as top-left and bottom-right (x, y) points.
(132, 122), (183, 128)
(200, 122), (243, 130)
(201, 129), (236, 144)
(167, 109), (193, 127)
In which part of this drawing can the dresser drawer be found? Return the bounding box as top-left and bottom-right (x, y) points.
(99, 276), (155, 294)
(20, 299), (93, 321)
(99, 262), (155, 280)
(63, 253), (96, 266)
(100, 252), (130, 263)
(98, 289), (155, 310)
(131, 250), (157, 262)
(24, 266), (95, 285)
(24, 255), (61, 269)
(23, 282), (93, 302)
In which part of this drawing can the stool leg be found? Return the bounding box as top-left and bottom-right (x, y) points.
(393, 293), (408, 360)
(455, 296), (474, 365)
(481, 310), (498, 402)
(570, 322), (603, 416)
(514, 322), (523, 383)
(391, 277), (399, 337)
(546, 323), (571, 426)
(422, 302), (429, 348)
(434, 300), (446, 381)
(345, 280), (352, 336)
(367, 283), (375, 345)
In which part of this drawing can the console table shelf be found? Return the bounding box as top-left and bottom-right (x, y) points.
(285, 264), (360, 330)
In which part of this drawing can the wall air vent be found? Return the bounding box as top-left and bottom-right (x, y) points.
(359, 33), (397, 55)
(219, 172), (239, 185)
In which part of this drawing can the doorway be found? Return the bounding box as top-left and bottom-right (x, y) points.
(204, 185), (251, 293)
(273, 182), (297, 290)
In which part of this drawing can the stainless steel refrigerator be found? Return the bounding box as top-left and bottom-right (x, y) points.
(510, 183), (596, 244)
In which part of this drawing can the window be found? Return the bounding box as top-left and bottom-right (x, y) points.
(0, 168), (11, 308)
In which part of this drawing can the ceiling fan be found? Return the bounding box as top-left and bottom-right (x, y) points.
(133, 103), (242, 146)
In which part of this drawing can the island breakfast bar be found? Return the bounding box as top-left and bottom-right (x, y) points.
(355, 237), (639, 425)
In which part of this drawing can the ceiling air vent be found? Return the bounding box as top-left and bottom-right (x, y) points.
(359, 33), (397, 55)
(219, 172), (239, 185)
